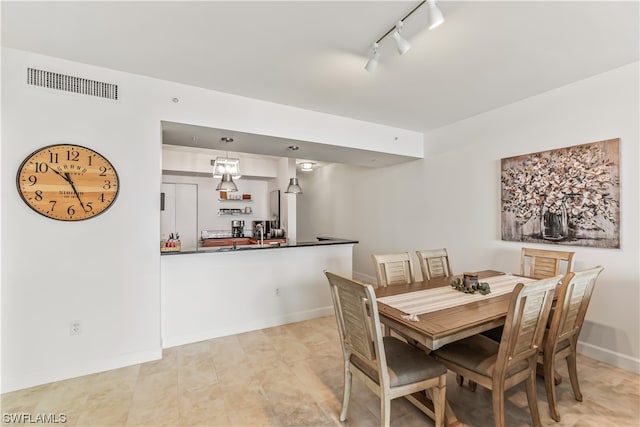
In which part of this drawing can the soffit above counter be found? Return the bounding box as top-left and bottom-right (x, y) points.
(162, 120), (423, 169)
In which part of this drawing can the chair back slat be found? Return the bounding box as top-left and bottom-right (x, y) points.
(548, 266), (604, 350)
(372, 253), (414, 287)
(326, 272), (381, 363)
(416, 248), (453, 281)
(497, 275), (560, 373)
(520, 248), (575, 279)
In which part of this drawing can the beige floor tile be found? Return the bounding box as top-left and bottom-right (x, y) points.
(226, 403), (283, 426)
(2, 316), (638, 427)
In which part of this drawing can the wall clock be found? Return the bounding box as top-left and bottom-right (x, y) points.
(16, 144), (119, 221)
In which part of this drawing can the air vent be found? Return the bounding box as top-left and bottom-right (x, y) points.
(27, 68), (118, 100)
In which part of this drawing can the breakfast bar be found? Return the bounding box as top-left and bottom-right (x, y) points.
(160, 237), (357, 348)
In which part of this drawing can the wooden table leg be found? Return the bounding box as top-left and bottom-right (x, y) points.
(404, 391), (460, 427)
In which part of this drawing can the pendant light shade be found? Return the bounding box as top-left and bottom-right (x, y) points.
(216, 173), (238, 192)
(212, 157), (241, 179)
(285, 178), (303, 194)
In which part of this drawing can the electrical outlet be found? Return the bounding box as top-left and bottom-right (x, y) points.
(275, 288), (280, 296)
(70, 320), (81, 336)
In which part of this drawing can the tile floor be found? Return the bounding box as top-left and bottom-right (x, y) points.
(2, 315), (639, 427)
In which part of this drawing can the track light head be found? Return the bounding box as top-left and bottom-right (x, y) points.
(365, 43), (380, 72)
(392, 22), (411, 55)
(427, 0), (444, 29)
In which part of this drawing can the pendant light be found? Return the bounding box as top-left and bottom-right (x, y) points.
(213, 143), (240, 192)
(216, 173), (238, 192)
(285, 178), (303, 194)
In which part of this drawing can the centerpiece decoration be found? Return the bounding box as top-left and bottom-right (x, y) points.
(451, 272), (491, 295)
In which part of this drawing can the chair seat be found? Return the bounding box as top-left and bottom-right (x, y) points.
(432, 335), (528, 377)
(351, 336), (447, 388)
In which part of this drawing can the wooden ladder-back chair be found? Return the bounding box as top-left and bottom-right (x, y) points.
(521, 247), (575, 279)
(415, 248), (453, 281)
(325, 271), (447, 427)
(371, 252), (414, 287)
(539, 266), (604, 422)
(432, 275), (563, 427)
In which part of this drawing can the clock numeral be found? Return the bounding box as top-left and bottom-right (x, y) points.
(28, 175), (37, 186)
(34, 190), (43, 201)
(88, 155), (93, 166)
(34, 162), (49, 173)
(98, 193), (105, 202)
(84, 202), (93, 213)
(49, 152), (59, 163)
(49, 200), (57, 211)
(67, 205), (75, 216)
(103, 180), (111, 190)
(67, 150), (80, 161)
(99, 166), (107, 176)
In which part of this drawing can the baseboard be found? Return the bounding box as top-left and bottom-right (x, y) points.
(2, 348), (162, 393)
(577, 340), (640, 373)
(163, 306), (334, 349)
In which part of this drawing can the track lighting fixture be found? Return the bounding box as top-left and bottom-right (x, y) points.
(365, 43), (380, 72)
(392, 21), (411, 55)
(427, 0), (444, 29)
(364, 0), (445, 72)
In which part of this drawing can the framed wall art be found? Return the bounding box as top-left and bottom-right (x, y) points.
(501, 138), (620, 248)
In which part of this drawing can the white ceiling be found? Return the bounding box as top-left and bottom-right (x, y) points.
(2, 1), (638, 164)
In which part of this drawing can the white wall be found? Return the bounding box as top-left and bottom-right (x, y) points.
(161, 244), (353, 347)
(298, 62), (640, 372)
(1, 47), (422, 392)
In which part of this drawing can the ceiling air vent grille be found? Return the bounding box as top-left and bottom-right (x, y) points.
(27, 68), (118, 100)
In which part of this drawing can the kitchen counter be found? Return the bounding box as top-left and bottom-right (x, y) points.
(161, 236), (358, 255)
(161, 237), (356, 347)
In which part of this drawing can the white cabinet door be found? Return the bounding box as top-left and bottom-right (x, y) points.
(161, 183), (176, 240)
(161, 183), (198, 251)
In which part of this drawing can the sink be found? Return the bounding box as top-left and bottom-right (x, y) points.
(202, 242), (283, 252)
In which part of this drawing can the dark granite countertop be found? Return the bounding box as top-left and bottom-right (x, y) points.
(161, 237), (358, 255)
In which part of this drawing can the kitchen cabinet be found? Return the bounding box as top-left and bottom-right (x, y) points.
(161, 183), (198, 251)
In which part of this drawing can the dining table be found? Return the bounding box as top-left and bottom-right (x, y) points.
(374, 269), (538, 426)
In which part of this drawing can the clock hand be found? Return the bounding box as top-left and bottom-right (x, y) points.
(49, 165), (72, 183)
(64, 172), (87, 212)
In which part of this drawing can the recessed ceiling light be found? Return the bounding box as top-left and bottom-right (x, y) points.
(288, 145), (300, 151)
(300, 162), (315, 171)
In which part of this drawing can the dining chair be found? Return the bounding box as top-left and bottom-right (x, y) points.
(325, 271), (447, 427)
(371, 252), (415, 287)
(480, 246), (575, 342)
(432, 275), (562, 427)
(539, 266), (604, 422)
(415, 248), (453, 281)
(520, 247), (575, 279)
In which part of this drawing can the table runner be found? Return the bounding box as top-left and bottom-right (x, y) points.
(377, 274), (536, 316)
